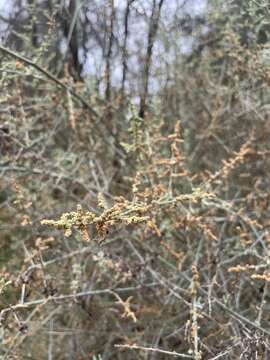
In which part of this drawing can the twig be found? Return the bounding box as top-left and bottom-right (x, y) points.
(115, 344), (193, 358)
(0, 44), (99, 119)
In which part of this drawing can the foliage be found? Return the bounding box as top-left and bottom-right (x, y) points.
(0, 1), (270, 359)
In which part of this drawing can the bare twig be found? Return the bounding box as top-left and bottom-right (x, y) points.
(115, 344), (193, 358)
(0, 44), (99, 118)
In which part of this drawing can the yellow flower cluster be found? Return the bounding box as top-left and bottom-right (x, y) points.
(41, 197), (150, 242)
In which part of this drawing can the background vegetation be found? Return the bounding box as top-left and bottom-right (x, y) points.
(0, 0), (270, 358)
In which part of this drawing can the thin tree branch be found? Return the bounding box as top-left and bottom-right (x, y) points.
(115, 344), (193, 358)
(0, 44), (100, 118)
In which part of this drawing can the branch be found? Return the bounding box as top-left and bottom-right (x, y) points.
(0, 44), (100, 119)
(115, 344), (193, 358)
(0, 44), (127, 157)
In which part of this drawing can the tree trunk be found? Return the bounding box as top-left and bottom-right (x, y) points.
(139, 0), (165, 119)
